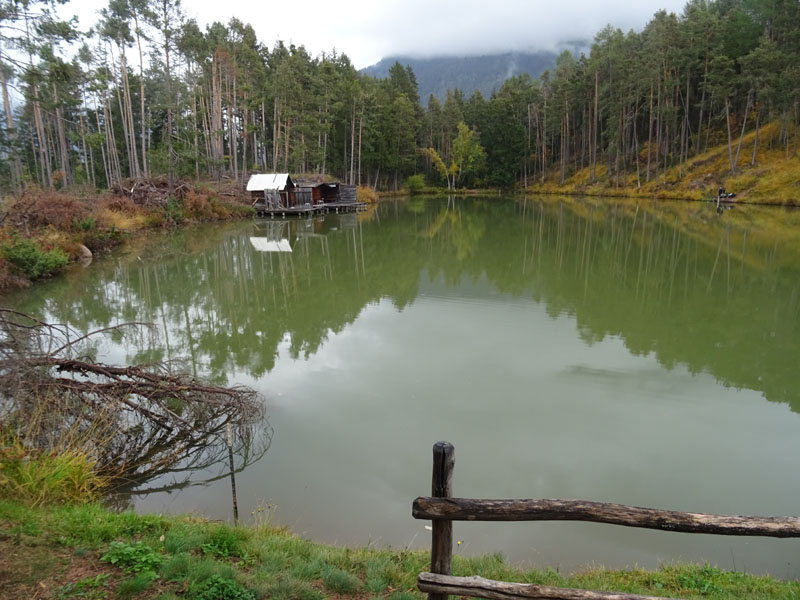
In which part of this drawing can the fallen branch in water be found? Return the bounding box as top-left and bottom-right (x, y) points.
(0, 309), (270, 491)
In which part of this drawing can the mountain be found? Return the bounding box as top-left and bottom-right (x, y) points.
(361, 52), (559, 104)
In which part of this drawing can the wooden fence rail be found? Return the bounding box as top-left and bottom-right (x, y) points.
(413, 441), (800, 600)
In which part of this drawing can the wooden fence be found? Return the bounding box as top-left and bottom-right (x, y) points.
(412, 441), (800, 600)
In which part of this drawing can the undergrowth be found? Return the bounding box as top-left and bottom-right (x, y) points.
(1, 237), (69, 279)
(0, 180), (255, 290)
(357, 185), (379, 203)
(1, 499), (799, 600)
(0, 431), (108, 506)
(529, 120), (800, 205)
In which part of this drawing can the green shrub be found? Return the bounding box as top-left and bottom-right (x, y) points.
(143, 210), (166, 228)
(201, 525), (248, 558)
(165, 197), (185, 225)
(1, 238), (68, 279)
(192, 575), (255, 600)
(73, 215), (97, 231)
(101, 540), (163, 574)
(229, 204), (256, 217)
(406, 174), (425, 194)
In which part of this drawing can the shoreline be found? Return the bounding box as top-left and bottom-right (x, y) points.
(2, 499), (798, 599)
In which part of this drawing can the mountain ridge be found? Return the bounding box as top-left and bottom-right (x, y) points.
(361, 51), (561, 104)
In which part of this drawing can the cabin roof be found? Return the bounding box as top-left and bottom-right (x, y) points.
(295, 180), (338, 189)
(246, 173), (294, 191)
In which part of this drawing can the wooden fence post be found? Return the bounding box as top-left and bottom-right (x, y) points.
(429, 441), (455, 600)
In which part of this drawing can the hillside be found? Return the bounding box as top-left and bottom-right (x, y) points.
(531, 121), (800, 205)
(361, 52), (559, 103)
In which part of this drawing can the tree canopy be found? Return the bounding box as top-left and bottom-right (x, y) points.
(0, 0), (797, 193)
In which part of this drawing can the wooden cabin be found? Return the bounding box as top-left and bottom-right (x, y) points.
(294, 180), (347, 205)
(247, 173), (297, 208)
(247, 173), (364, 216)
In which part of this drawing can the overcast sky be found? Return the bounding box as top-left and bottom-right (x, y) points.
(66, 0), (690, 69)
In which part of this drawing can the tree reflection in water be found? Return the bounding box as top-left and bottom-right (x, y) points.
(5, 196), (800, 419)
(0, 309), (272, 506)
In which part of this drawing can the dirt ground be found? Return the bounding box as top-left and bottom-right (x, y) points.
(0, 537), (132, 600)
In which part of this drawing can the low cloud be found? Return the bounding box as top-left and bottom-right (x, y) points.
(66, 0), (689, 69)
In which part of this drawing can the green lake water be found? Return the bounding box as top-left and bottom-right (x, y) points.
(6, 195), (800, 577)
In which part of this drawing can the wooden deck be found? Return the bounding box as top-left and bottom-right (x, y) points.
(253, 201), (367, 217)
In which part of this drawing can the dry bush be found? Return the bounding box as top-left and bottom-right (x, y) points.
(184, 190), (215, 220)
(357, 185), (379, 204)
(0, 310), (271, 493)
(103, 194), (140, 215)
(3, 188), (95, 232)
(185, 191), (238, 221)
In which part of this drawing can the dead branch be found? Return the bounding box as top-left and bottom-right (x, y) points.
(0, 309), (269, 491)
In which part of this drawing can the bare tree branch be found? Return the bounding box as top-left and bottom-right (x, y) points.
(0, 308), (270, 492)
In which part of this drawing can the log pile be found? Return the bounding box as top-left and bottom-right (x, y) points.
(111, 176), (190, 208)
(111, 177), (249, 207)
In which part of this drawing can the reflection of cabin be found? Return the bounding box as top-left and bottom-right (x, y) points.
(247, 173), (364, 217)
(337, 212), (358, 230)
(247, 173), (297, 208)
(249, 237), (292, 252)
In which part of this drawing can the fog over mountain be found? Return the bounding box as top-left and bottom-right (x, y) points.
(362, 50), (569, 104)
(64, 0), (686, 69)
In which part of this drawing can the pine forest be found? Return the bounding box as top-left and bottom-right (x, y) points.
(0, 0), (799, 195)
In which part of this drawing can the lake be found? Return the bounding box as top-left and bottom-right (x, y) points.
(7, 195), (800, 578)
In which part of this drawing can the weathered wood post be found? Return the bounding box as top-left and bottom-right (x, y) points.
(226, 423), (239, 525)
(429, 441), (454, 600)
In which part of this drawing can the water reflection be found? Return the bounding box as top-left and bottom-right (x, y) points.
(7, 196), (800, 412)
(5, 196), (800, 574)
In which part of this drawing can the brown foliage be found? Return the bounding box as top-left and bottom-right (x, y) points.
(103, 194), (139, 214)
(2, 188), (96, 232)
(357, 185), (379, 204)
(184, 190), (233, 220)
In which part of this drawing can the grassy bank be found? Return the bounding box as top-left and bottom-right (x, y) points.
(1, 499), (798, 600)
(528, 121), (800, 205)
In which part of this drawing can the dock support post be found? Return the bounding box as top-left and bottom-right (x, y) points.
(429, 441), (454, 600)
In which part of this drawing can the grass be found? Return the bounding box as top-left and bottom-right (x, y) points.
(527, 120), (800, 206)
(0, 431), (110, 506)
(1, 499), (799, 600)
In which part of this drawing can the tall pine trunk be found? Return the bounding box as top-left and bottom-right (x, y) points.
(733, 92), (752, 169)
(751, 102), (760, 165)
(725, 97), (734, 171)
(133, 12), (148, 177)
